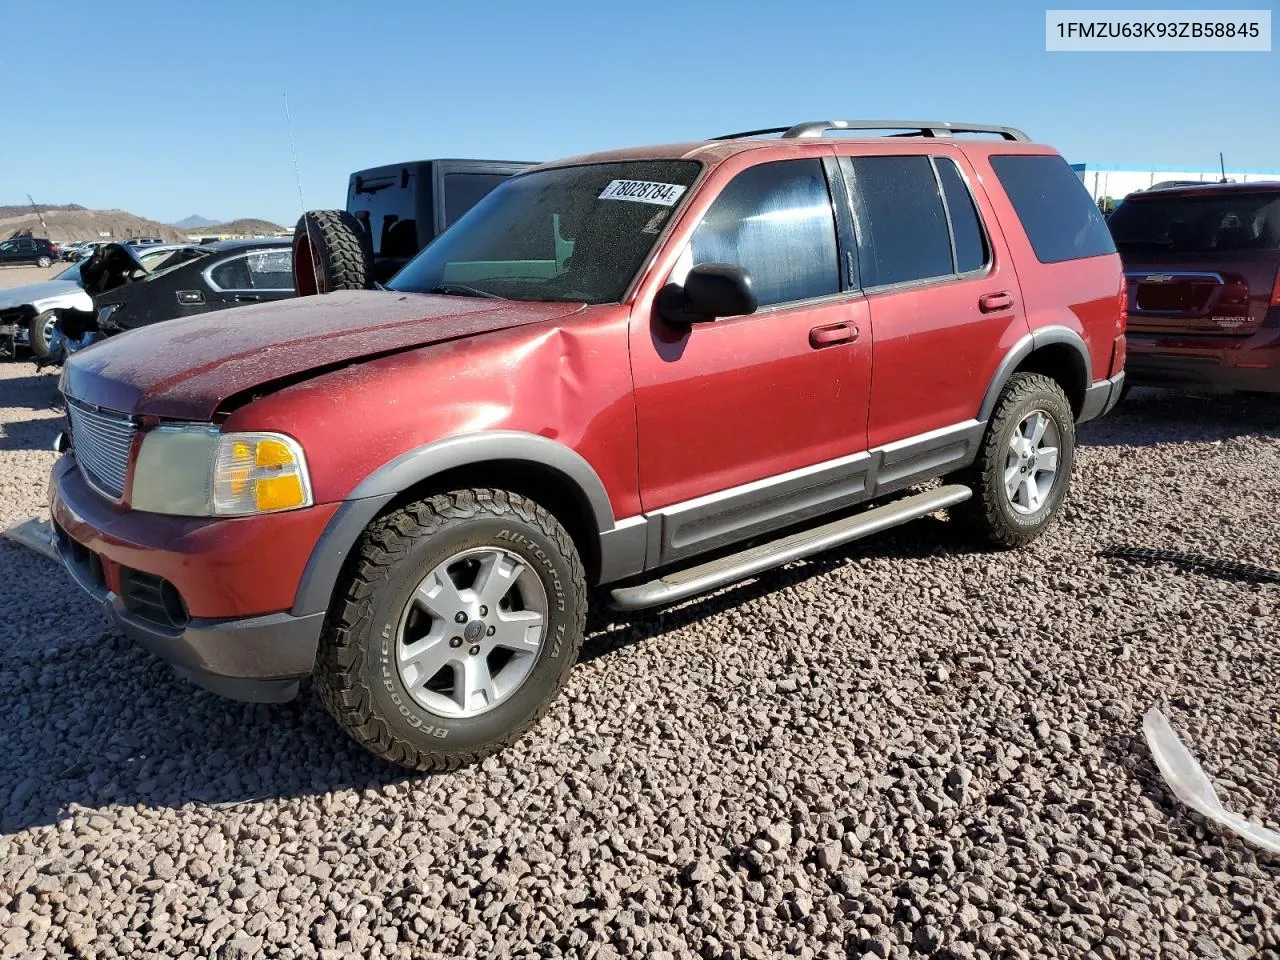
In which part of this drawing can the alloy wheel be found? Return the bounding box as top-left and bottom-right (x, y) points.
(1004, 409), (1060, 515)
(395, 546), (548, 719)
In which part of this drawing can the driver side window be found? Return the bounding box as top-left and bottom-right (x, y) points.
(686, 159), (840, 308)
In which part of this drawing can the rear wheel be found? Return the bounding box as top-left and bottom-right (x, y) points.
(36, 256), (52, 269)
(28, 310), (56, 358)
(315, 488), (587, 771)
(954, 373), (1076, 548)
(292, 209), (374, 297)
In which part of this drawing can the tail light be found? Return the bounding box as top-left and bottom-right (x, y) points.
(1117, 273), (1128, 334)
(1271, 265), (1280, 307)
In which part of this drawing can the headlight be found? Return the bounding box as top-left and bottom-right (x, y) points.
(129, 426), (313, 517)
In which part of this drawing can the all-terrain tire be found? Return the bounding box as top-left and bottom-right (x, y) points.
(953, 372), (1076, 549)
(28, 310), (56, 358)
(314, 488), (588, 771)
(292, 209), (375, 297)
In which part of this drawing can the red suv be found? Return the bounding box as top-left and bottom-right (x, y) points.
(50, 120), (1126, 769)
(1110, 182), (1280, 393)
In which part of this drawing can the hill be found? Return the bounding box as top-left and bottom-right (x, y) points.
(1, 205), (287, 242)
(189, 218), (289, 236)
(0, 203), (87, 220)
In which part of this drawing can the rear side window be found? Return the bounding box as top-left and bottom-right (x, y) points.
(936, 158), (989, 273)
(1107, 191), (1280, 253)
(690, 159), (839, 307)
(989, 155), (1116, 263)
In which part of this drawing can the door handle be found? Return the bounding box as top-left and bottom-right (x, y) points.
(809, 322), (858, 348)
(233, 294), (261, 303)
(979, 291), (1013, 313)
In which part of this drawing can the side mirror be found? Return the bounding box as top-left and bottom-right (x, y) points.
(657, 263), (757, 325)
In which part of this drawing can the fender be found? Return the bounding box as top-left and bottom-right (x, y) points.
(290, 431), (643, 617)
(30, 290), (94, 315)
(977, 325), (1090, 423)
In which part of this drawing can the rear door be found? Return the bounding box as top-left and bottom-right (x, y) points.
(839, 146), (1027, 449)
(1108, 189), (1280, 336)
(205, 248), (296, 309)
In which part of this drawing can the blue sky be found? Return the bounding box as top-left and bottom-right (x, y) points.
(1, 0), (1275, 226)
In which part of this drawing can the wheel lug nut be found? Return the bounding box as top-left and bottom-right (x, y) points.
(479, 605), (488, 617)
(449, 637), (463, 648)
(454, 612), (467, 624)
(469, 645), (481, 656)
(487, 626), (496, 636)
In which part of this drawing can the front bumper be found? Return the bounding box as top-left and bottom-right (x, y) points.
(50, 454), (336, 702)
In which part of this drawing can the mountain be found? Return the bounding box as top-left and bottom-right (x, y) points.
(172, 214), (217, 229)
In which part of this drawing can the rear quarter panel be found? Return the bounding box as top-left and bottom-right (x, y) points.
(218, 306), (641, 517)
(965, 143), (1123, 382)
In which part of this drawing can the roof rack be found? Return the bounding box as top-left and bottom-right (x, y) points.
(712, 120), (1030, 142)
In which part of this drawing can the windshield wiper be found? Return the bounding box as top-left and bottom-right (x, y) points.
(427, 283), (506, 300)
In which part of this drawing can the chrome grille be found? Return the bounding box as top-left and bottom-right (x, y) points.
(65, 398), (136, 499)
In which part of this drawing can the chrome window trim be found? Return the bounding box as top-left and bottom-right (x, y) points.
(202, 249), (294, 294)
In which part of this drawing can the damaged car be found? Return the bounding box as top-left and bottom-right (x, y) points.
(1, 244), (191, 359)
(48, 239), (295, 364)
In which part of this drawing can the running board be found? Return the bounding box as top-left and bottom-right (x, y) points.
(609, 484), (972, 611)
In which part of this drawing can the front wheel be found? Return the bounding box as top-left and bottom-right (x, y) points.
(28, 310), (57, 358)
(954, 373), (1076, 549)
(315, 488), (587, 771)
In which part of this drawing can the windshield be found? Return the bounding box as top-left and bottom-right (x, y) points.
(1108, 191), (1280, 253)
(388, 160), (701, 304)
(54, 262), (83, 283)
(143, 247), (210, 279)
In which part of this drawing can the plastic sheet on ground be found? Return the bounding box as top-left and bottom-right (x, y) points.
(1, 516), (57, 561)
(1143, 707), (1280, 856)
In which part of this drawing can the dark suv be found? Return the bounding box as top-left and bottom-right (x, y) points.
(0, 237), (58, 268)
(50, 120), (1126, 770)
(1109, 182), (1280, 393)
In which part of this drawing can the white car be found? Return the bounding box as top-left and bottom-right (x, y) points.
(0, 244), (191, 358)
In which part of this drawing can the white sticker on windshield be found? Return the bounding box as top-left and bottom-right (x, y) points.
(598, 180), (687, 206)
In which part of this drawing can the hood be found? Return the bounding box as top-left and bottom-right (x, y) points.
(0, 279), (86, 313)
(60, 289), (583, 420)
(79, 243), (150, 296)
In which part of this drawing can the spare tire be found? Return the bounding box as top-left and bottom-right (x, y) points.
(292, 210), (375, 297)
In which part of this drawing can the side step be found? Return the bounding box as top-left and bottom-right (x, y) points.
(609, 484), (972, 611)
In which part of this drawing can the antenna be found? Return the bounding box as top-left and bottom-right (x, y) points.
(283, 92), (323, 295)
(26, 194), (48, 233)
(1219, 151), (1227, 183)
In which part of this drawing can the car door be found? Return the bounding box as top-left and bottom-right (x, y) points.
(0, 240), (17, 265)
(629, 155), (873, 565)
(840, 148), (1028, 450)
(204, 248), (296, 310)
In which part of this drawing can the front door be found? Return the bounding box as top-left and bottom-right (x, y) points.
(630, 156), (872, 564)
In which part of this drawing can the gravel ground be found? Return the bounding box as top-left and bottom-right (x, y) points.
(1, 360), (1278, 960)
(0, 264), (71, 290)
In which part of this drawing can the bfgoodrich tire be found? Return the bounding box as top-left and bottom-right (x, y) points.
(955, 372), (1076, 549)
(292, 209), (375, 297)
(315, 488), (587, 771)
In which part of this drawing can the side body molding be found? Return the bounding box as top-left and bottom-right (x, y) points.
(292, 431), (638, 617)
(977, 325), (1090, 423)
